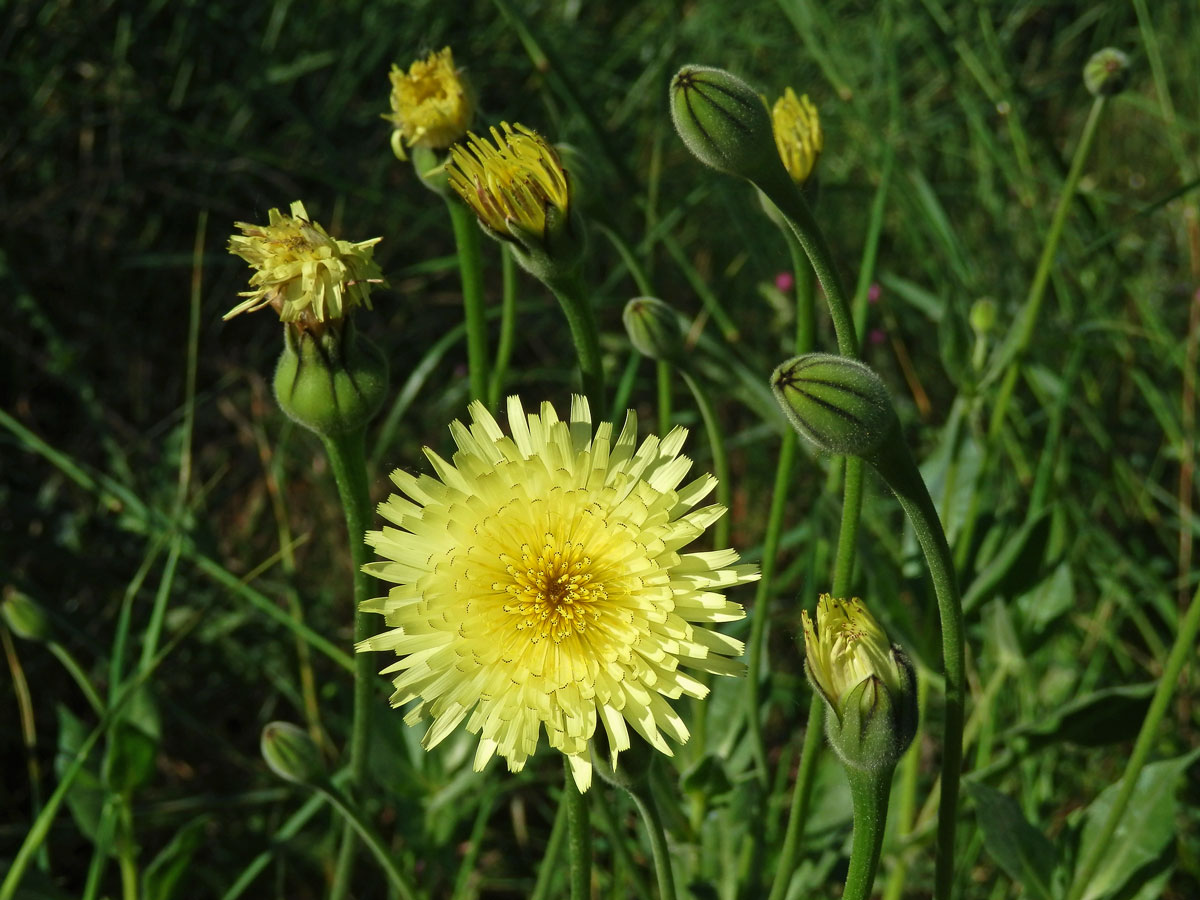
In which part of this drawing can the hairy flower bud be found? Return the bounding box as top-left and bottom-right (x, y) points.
(623, 297), (685, 363)
(669, 66), (790, 188)
(274, 319), (388, 436)
(770, 354), (899, 458)
(803, 594), (917, 771)
(1084, 48), (1130, 97)
(261, 722), (325, 786)
(2, 590), (53, 643)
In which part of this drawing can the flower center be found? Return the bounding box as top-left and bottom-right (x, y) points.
(499, 537), (607, 643)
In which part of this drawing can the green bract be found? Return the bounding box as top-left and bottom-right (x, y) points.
(770, 354), (900, 458)
(274, 320), (389, 437)
(623, 297), (685, 363)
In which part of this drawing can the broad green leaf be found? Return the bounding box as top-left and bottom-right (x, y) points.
(1016, 562), (1075, 635)
(142, 815), (210, 900)
(103, 685), (161, 794)
(1075, 749), (1200, 900)
(962, 509), (1053, 614)
(1009, 682), (1155, 751)
(967, 780), (1058, 900)
(55, 705), (107, 845)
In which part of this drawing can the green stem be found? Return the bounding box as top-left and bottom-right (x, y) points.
(882, 671), (928, 900)
(681, 370), (730, 549)
(841, 765), (895, 900)
(564, 758), (591, 900)
(832, 458), (864, 596)
(319, 781), (417, 900)
(48, 642), (105, 716)
(987, 95), (1108, 428)
(117, 797), (138, 900)
(629, 783), (676, 900)
(447, 199), (490, 406)
(766, 692), (824, 900)
(529, 789), (569, 900)
(656, 359), (672, 437)
(745, 430), (796, 787)
(756, 172), (858, 355)
(1064, 578), (1200, 900)
(489, 247), (519, 410)
(321, 428), (375, 900)
(870, 444), (964, 900)
(545, 268), (605, 412)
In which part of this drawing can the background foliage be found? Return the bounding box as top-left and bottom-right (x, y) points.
(2, 0), (1198, 898)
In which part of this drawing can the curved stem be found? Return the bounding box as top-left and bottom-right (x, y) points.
(1064, 578), (1200, 900)
(447, 199), (490, 406)
(842, 765), (895, 900)
(319, 781), (417, 900)
(629, 783), (676, 900)
(870, 444), (964, 900)
(321, 428), (375, 900)
(545, 268), (605, 412)
(564, 757), (591, 900)
(756, 173), (858, 356)
(681, 370), (730, 549)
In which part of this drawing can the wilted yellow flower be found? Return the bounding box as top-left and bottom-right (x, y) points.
(225, 201), (383, 326)
(446, 123), (570, 244)
(771, 88), (822, 186)
(802, 594), (902, 717)
(385, 47), (472, 160)
(359, 396), (758, 791)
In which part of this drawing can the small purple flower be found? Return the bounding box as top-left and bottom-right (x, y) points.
(869, 328), (886, 346)
(868, 283), (882, 304)
(775, 271), (795, 292)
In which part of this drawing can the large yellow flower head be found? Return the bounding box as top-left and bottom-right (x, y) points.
(446, 123), (571, 244)
(359, 396), (758, 791)
(771, 88), (823, 187)
(385, 47), (473, 160)
(225, 200), (383, 327)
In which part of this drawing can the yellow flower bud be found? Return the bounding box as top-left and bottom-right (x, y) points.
(385, 47), (473, 161)
(225, 201), (383, 330)
(771, 88), (823, 187)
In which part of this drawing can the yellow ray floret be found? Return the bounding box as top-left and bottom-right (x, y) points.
(385, 47), (473, 159)
(360, 396), (758, 791)
(225, 200), (383, 325)
(771, 88), (823, 187)
(445, 123), (570, 240)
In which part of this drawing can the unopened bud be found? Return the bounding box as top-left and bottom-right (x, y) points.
(274, 319), (388, 436)
(623, 297), (685, 363)
(261, 722), (325, 786)
(1, 590), (53, 642)
(1084, 48), (1130, 97)
(669, 66), (788, 187)
(770, 354), (899, 458)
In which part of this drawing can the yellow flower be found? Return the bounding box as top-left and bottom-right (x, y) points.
(771, 88), (823, 186)
(446, 123), (570, 244)
(359, 396), (758, 791)
(385, 47), (472, 160)
(802, 594), (902, 717)
(225, 201), (383, 327)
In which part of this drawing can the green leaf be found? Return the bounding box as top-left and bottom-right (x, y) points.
(967, 780), (1058, 900)
(962, 509), (1053, 614)
(143, 816), (210, 900)
(1008, 682), (1156, 751)
(103, 685), (161, 794)
(55, 704), (107, 844)
(1016, 562), (1075, 635)
(1075, 748), (1200, 900)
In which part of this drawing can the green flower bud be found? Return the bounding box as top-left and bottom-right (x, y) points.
(1084, 48), (1130, 97)
(261, 721), (325, 786)
(622, 297), (685, 363)
(274, 318), (389, 437)
(669, 66), (789, 188)
(1, 590), (54, 642)
(803, 595), (917, 771)
(770, 354), (899, 458)
(969, 298), (997, 334)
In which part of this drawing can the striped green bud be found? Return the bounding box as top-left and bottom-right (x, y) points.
(770, 354), (899, 458)
(261, 722), (325, 786)
(669, 66), (788, 187)
(623, 297), (685, 363)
